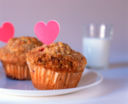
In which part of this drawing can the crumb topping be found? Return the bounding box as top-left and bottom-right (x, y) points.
(0, 36), (42, 64)
(7, 36), (42, 53)
(27, 42), (87, 72)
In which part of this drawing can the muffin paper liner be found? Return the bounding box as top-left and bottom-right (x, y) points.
(2, 61), (31, 80)
(27, 61), (83, 90)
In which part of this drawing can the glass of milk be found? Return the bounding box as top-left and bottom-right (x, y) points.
(82, 24), (113, 69)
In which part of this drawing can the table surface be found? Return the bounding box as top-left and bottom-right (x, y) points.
(0, 64), (128, 104)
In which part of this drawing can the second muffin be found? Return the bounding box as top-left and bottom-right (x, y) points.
(0, 36), (42, 80)
(27, 42), (87, 89)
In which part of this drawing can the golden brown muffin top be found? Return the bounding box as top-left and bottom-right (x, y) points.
(0, 36), (42, 64)
(27, 42), (87, 72)
(7, 36), (42, 53)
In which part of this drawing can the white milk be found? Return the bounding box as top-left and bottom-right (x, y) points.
(82, 37), (110, 68)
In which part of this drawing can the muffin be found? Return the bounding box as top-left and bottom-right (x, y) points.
(26, 42), (87, 89)
(0, 36), (42, 80)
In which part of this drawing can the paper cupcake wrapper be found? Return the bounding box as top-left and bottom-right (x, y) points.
(1, 61), (31, 80)
(27, 62), (83, 90)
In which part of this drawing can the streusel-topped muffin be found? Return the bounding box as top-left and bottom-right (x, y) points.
(27, 42), (87, 89)
(0, 36), (42, 80)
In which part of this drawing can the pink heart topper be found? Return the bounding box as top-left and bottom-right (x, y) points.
(34, 20), (60, 45)
(0, 22), (14, 43)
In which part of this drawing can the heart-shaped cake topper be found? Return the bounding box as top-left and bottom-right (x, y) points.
(34, 20), (60, 45)
(0, 22), (14, 43)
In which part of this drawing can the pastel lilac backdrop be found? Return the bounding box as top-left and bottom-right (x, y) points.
(0, 0), (127, 63)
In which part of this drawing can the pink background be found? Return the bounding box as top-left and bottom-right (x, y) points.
(0, 0), (127, 62)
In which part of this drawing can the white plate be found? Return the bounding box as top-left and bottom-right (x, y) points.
(0, 68), (103, 97)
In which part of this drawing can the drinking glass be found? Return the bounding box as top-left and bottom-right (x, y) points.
(82, 24), (113, 69)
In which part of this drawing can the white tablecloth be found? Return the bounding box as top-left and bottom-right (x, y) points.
(0, 66), (128, 104)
